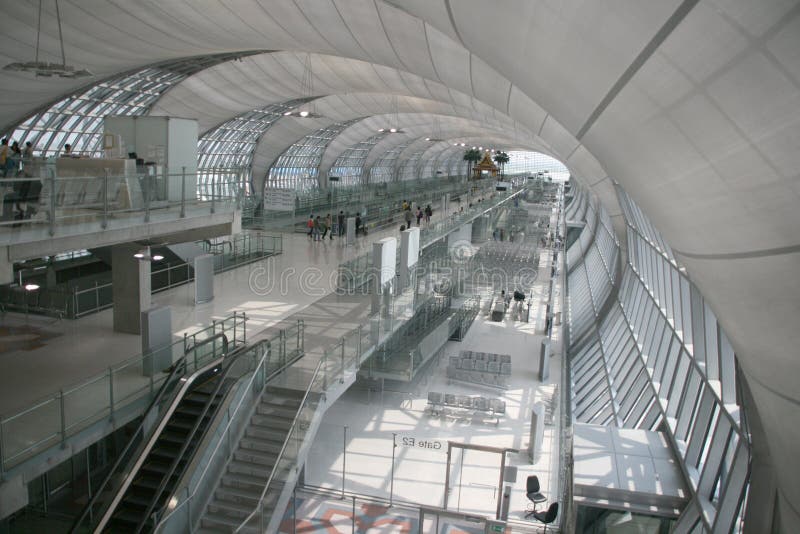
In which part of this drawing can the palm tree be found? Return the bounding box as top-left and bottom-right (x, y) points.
(493, 151), (510, 178)
(463, 148), (482, 179)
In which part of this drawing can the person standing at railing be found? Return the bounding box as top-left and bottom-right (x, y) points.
(0, 138), (10, 177)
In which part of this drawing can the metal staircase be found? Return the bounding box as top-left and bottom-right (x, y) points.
(199, 387), (307, 532)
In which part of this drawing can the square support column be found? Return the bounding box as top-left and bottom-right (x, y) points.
(399, 227), (419, 292)
(112, 243), (151, 334)
(371, 237), (396, 315)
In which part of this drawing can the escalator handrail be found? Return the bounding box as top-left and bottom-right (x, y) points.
(70, 332), (228, 534)
(134, 341), (266, 533)
(92, 356), (225, 533)
(68, 351), (188, 533)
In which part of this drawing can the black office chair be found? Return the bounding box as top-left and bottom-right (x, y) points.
(532, 502), (558, 532)
(525, 475), (547, 517)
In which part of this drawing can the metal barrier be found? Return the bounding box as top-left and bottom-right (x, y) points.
(0, 166), (246, 235)
(0, 233), (282, 318)
(0, 312), (247, 475)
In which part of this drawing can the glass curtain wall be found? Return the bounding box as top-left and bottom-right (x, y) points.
(397, 151), (423, 181)
(3, 53), (259, 157)
(196, 98), (310, 198)
(327, 132), (388, 186)
(565, 183), (750, 532)
(266, 119), (359, 192)
(368, 141), (410, 183)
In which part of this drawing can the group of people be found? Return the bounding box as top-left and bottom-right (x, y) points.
(0, 138), (34, 178)
(307, 210), (366, 241)
(399, 200), (432, 231)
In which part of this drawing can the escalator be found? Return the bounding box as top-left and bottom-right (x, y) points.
(104, 369), (230, 532)
(70, 336), (264, 534)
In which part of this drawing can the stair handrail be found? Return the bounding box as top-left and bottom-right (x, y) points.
(233, 356), (328, 533)
(134, 340), (268, 533)
(153, 324), (306, 532)
(68, 332), (227, 534)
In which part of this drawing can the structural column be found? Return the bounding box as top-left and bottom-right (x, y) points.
(398, 227), (419, 293)
(112, 243), (151, 334)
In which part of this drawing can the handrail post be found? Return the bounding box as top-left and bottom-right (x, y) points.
(144, 173), (151, 223)
(108, 367), (114, 421)
(211, 176), (216, 214)
(48, 168), (56, 236)
(0, 418), (6, 479)
(59, 390), (66, 448)
(340, 341), (345, 382)
(356, 325), (362, 366)
(180, 166), (186, 218)
(94, 281), (99, 313)
(102, 169), (109, 229)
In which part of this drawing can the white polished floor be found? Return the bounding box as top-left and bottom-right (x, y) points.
(301, 237), (564, 526)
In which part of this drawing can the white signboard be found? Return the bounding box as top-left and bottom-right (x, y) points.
(264, 188), (295, 211)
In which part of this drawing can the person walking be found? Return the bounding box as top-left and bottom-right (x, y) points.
(324, 213), (333, 240)
(355, 213), (362, 236)
(425, 204), (432, 225)
(313, 216), (321, 241)
(404, 207), (412, 228)
(307, 214), (314, 239)
(337, 210), (345, 237)
(416, 206), (423, 226)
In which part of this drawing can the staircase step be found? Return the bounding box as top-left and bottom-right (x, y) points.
(265, 386), (306, 400)
(256, 402), (300, 418)
(234, 448), (278, 467)
(222, 470), (268, 491)
(229, 459), (271, 479)
(251, 412), (295, 429)
(246, 423), (290, 441)
(208, 496), (255, 518)
(216, 484), (261, 506)
(240, 437), (284, 455)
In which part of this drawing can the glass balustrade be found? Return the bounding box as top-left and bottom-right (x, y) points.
(0, 166), (246, 238)
(0, 312), (248, 474)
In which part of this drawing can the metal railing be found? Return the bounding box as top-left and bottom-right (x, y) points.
(0, 312), (247, 476)
(337, 187), (527, 292)
(71, 332), (232, 533)
(0, 165), (246, 236)
(0, 233), (282, 319)
(153, 320), (306, 533)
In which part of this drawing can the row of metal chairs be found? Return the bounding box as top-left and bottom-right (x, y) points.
(426, 391), (506, 423)
(447, 365), (509, 389)
(459, 350), (512, 363)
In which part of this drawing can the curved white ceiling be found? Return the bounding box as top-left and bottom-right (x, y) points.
(1, 0), (799, 521)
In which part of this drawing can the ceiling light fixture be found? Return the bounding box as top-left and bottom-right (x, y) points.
(3, 0), (93, 79)
(24, 283), (40, 291)
(282, 54), (323, 119)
